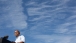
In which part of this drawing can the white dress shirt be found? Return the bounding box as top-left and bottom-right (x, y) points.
(15, 35), (25, 43)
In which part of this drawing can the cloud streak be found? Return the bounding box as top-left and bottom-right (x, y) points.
(24, 1), (76, 43)
(31, 35), (76, 43)
(0, 0), (27, 29)
(25, 0), (76, 35)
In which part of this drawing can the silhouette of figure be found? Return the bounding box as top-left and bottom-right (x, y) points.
(0, 35), (12, 43)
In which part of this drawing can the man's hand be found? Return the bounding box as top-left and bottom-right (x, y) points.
(11, 41), (24, 43)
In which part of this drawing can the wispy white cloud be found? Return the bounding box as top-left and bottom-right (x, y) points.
(0, 0), (27, 29)
(31, 35), (76, 43)
(26, 0), (70, 20)
(22, 0), (76, 43)
(55, 15), (76, 34)
(25, 0), (76, 35)
(67, 15), (76, 21)
(26, 2), (60, 20)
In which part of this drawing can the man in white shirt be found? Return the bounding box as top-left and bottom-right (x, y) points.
(13, 30), (25, 43)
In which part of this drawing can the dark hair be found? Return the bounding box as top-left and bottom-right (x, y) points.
(15, 30), (20, 34)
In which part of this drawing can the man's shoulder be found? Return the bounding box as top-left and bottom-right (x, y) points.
(20, 35), (25, 38)
(21, 35), (24, 36)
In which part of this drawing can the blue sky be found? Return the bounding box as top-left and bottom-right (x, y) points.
(0, 0), (76, 43)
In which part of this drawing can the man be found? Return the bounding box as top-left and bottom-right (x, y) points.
(13, 30), (25, 43)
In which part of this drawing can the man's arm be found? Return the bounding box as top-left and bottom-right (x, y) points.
(19, 35), (25, 43)
(12, 41), (24, 43)
(19, 42), (24, 43)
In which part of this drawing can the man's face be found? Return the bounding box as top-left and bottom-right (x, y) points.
(14, 31), (19, 37)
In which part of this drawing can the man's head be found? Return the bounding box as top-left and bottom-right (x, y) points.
(14, 30), (20, 37)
